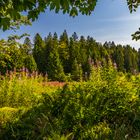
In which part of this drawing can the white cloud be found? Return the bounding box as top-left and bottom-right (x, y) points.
(98, 14), (140, 22)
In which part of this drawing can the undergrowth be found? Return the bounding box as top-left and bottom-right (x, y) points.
(1, 66), (140, 139)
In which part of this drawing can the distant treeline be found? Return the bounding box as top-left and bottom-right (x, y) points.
(0, 30), (140, 81)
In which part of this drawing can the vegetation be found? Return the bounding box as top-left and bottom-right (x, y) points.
(1, 0), (140, 139)
(1, 31), (140, 139)
(1, 65), (140, 139)
(1, 31), (140, 81)
(0, 0), (140, 40)
(0, 0), (97, 30)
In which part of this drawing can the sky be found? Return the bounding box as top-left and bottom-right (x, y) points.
(1, 0), (140, 49)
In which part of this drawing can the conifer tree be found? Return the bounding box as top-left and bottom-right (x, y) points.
(33, 33), (46, 73)
(20, 37), (37, 72)
(68, 37), (76, 73)
(47, 33), (66, 81)
(72, 32), (78, 41)
(23, 37), (32, 54)
(59, 30), (70, 73)
(114, 45), (124, 71)
(24, 55), (37, 72)
(124, 45), (133, 72)
(131, 48), (138, 73)
(71, 59), (83, 81)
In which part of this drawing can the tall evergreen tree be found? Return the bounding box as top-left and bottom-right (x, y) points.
(46, 33), (66, 81)
(72, 32), (78, 41)
(113, 45), (124, 71)
(124, 45), (133, 72)
(71, 59), (83, 81)
(60, 30), (69, 45)
(21, 37), (37, 72)
(24, 55), (37, 72)
(33, 33), (46, 73)
(59, 30), (70, 73)
(23, 37), (32, 54)
(68, 37), (76, 72)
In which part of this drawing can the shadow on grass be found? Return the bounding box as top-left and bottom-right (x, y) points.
(1, 84), (140, 140)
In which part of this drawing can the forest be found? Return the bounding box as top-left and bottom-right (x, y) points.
(1, 31), (140, 82)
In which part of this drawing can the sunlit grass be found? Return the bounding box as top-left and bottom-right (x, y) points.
(1, 67), (140, 139)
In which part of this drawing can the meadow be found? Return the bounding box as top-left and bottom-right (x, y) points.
(0, 66), (140, 140)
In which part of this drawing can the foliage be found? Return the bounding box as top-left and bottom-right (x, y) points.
(1, 66), (140, 139)
(45, 33), (66, 81)
(0, 39), (36, 74)
(1, 32), (140, 81)
(33, 33), (46, 73)
(1, 0), (140, 40)
(127, 0), (140, 12)
(132, 27), (140, 41)
(0, 0), (97, 31)
(0, 72), (54, 108)
(32, 32), (140, 79)
(71, 59), (83, 81)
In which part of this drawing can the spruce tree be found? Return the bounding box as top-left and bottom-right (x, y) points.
(33, 33), (46, 73)
(114, 45), (124, 71)
(24, 55), (37, 72)
(59, 30), (70, 73)
(71, 59), (83, 81)
(23, 37), (32, 54)
(124, 45), (133, 72)
(47, 33), (66, 81)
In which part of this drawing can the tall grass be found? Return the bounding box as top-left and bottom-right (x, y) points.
(0, 70), (60, 108)
(1, 66), (140, 139)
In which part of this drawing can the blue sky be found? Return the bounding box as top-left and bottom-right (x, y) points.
(1, 0), (140, 49)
